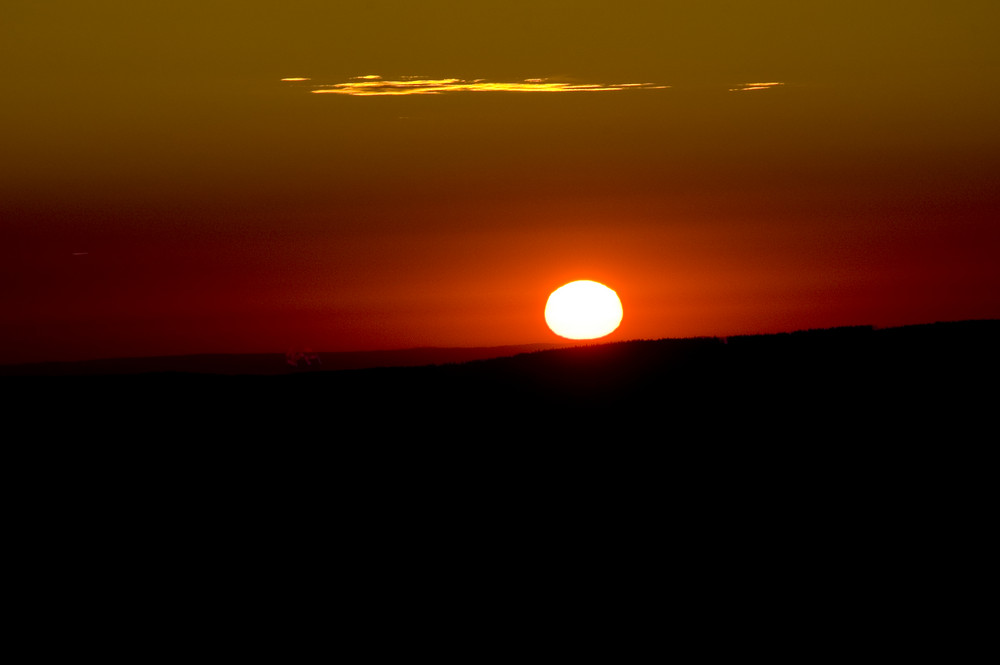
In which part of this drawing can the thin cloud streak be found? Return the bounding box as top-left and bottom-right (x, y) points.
(729, 82), (784, 92)
(301, 76), (670, 96)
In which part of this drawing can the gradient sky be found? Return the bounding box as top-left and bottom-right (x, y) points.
(3, 1), (998, 363)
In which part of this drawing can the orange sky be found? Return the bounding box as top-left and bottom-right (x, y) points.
(2, 1), (998, 363)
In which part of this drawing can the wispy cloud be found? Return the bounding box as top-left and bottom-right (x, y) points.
(290, 75), (670, 96)
(729, 81), (784, 92)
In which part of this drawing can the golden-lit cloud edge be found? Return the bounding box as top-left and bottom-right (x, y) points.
(285, 75), (671, 96)
(729, 81), (784, 92)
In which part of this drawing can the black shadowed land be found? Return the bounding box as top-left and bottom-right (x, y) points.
(9, 321), (994, 653)
(5, 320), (995, 440)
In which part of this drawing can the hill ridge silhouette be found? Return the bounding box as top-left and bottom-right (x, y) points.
(2, 319), (994, 380)
(6, 318), (994, 441)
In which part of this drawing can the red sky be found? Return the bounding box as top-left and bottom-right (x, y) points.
(2, 1), (998, 364)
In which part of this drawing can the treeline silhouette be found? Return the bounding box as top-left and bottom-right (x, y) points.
(9, 320), (993, 440)
(297, 319), (993, 407)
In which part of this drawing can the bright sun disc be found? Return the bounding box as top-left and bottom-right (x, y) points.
(545, 280), (623, 340)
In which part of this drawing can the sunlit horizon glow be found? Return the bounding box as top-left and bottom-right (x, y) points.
(307, 76), (670, 96)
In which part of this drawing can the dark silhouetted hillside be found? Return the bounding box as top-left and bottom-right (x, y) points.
(10, 320), (993, 613)
(7, 320), (994, 441)
(0, 343), (569, 376)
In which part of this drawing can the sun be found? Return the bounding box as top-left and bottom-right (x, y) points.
(545, 280), (624, 340)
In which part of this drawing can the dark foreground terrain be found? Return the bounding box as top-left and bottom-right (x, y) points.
(8, 321), (993, 654)
(7, 319), (995, 440)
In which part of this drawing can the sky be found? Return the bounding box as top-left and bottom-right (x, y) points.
(2, 1), (998, 363)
